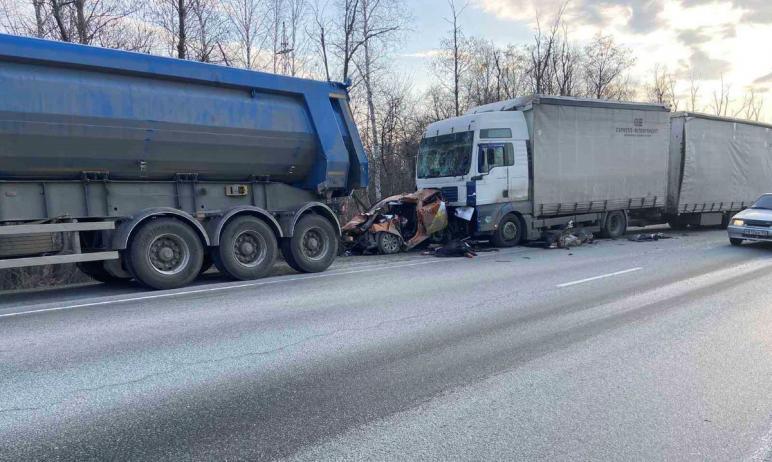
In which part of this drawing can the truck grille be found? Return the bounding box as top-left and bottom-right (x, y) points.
(745, 219), (772, 228)
(440, 187), (458, 202)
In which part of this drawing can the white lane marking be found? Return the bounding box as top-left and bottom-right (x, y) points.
(556, 267), (643, 288)
(0, 248), (526, 320)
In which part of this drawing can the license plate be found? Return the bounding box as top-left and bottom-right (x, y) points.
(743, 229), (769, 238)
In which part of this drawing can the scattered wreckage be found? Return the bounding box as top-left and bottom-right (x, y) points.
(341, 189), (449, 255)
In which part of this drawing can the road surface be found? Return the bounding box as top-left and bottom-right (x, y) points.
(1, 227), (771, 461)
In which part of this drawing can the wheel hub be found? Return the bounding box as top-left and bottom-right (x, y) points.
(302, 229), (326, 260)
(148, 234), (189, 275)
(234, 231), (264, 266)
(502, 222), (518, 240)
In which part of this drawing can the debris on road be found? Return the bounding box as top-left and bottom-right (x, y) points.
(341, 189), (448, 255)
(421, 239), (499, 258)
(628, 232), (672, 242)
(536, 221), (596, 249)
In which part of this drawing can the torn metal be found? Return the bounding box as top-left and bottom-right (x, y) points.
(341, 189), (449, 255)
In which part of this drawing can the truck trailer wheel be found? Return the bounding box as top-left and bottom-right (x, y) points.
(215, 216), (277, 280)
(127, 218), (204, 290)
(492, 214), (524, 247)
(281, 214), (338, 273)
(601, 211), (627, 238)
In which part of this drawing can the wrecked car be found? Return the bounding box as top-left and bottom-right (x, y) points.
(342, 189), (449, 254)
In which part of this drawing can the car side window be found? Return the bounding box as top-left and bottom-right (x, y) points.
(478, 144), (514, 173)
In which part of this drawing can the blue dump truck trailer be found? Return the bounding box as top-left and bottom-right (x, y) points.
(0, 34), (368, 289)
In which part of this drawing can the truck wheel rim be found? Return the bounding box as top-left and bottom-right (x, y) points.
(609, 215), (622, 234)
(380, 233), (401, 253)
(147, 234), (190, 275)
(502, 221), (518, 241)
(301, 228), (328, 261)
(234, 230), (266, 267)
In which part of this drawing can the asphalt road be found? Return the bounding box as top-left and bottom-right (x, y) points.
(1, 227), (771, 461)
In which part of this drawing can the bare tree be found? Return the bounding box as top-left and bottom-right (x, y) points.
(527, 4), (566, 95)
(735, 88), (764, 121)
(582, 33), (635, 100)
(711, 73), (731, 116)
(550, 24), (580, 96)
(308, 0), (331, 81)
(151, 0), (191, 58)
(225, 0), (269, 69)
(431, 0), (469, 116)
(358, 0), (405, 199)
(687, 69), (700, 112)
(188, 0), (229, 63)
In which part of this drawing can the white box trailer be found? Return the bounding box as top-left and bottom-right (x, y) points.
(667, 112), (772, 228)
(525, 97), (670, 217)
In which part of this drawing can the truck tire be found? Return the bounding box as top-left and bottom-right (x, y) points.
(377, 232), (403, 254)
(215, 216), (277, 280)
(127, 218), (204, 290)
(281, 214), (338, 273)
(601, 211), (627, 238)
(492, 214), (524, 247)
(77, 261), (128, 283)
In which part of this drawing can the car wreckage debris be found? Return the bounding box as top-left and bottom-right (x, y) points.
(421, 239), (499, 258)
(628, 232), (672, 242)
(341, 189), (449, 255)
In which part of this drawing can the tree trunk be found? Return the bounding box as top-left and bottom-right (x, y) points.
(177, 0), (187, 59)
(74, 0), (88, 43)
(49, 0), (70, 42)
(33, 0), (45, 38)
(362, 1), (381, 200)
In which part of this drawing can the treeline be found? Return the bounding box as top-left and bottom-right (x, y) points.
(0, 0), (765, 204)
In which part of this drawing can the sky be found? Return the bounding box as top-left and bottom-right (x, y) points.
(391, 0), (772, 117)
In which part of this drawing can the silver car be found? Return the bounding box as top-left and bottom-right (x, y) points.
(727, 194), (772, 245)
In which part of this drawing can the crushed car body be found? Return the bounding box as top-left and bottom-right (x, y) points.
(342, 189), (448, 254)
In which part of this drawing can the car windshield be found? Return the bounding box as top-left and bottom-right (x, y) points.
(750, 195), (772, 210)
(417, 131), (474, 179)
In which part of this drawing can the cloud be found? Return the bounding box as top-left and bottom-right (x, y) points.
(400, 50), (442, 59)
(754, 72), (772, 84)
(681, 0), (772, 23)
(474, 0), (666, 33)
(686, 48), (732, 79)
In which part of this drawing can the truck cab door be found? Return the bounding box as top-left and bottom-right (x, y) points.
(475, 143), (513, 205)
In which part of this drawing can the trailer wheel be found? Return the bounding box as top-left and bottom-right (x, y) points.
(77, 261), (128, 283)
(128, 218), (204, 290)
(492, 214), (524, 247)
(215, 216), (277, 280)
(377, 232), (403, 254)
(601, 211), (627, 238)
(281, 214), (338, 273)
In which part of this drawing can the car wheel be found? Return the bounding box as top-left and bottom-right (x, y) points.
(730, 238), (743, 246)
(377, 232), (403, 254)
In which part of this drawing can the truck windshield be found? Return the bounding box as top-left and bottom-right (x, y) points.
(751, 194), (772, 210)
(417, 131), (474, 178)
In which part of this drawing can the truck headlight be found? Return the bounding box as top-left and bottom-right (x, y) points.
(732, 219), (744, 226)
